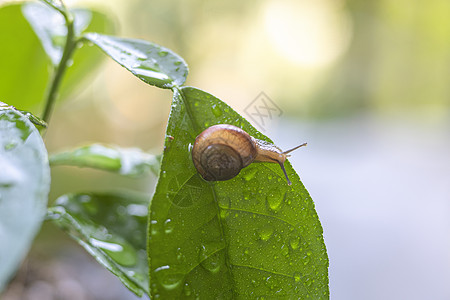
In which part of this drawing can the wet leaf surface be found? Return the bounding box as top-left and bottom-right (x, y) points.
(148, 87), (329, 299)
(0, 105), (50, 291)
(50, 144), (160, 177)
(47, 192), (150, 297)
(84, 33), (188, 89)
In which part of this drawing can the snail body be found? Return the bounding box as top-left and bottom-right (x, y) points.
(191, 124), (306, 185)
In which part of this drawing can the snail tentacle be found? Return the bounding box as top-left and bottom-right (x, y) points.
(191, 124), (305, 185)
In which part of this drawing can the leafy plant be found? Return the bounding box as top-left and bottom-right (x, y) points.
(0, 0), (328, 298)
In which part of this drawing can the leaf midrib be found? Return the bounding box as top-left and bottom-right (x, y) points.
(210, 182), (238, 298)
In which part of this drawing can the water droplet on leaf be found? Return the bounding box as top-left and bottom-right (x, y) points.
(89, 237), (137, 267)
(219, 209), (229, 220)
(176, 248), (186, 263)
(130, 61), (171, 83)
(164, 218), (174, 234)
(266, 189), (284, 212)
(303, 256), (311, 265)
(183, 282), (192, 296)
(258, 225), (274, 241)
(211, 104), (222, 117)
(154, 265), (185, 291)
(242, 168), (258, 181)
(294, 271), (302, 282)
(158, 50), (168, 57)
(151, 219), (159, 235)
(198, 243), (225, 274)
(289, 235), (301, 250)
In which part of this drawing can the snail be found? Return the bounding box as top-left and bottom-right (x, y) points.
(191, 124), (306, 185)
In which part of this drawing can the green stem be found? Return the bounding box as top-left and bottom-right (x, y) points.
(41, 10), (77, 124)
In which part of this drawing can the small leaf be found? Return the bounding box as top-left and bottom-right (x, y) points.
(47, 192), (150, 296)
(22, 2), (92, 65)
(84, 33), (188, 89)
(0, 102), (47, 130)
(50, 144), (160, 176)
(148, 87), (329, 298)
(17, 110), (48, 129)
(0, 105), (50, 291)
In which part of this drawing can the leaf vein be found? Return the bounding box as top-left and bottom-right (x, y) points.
(231, 264), (311, 296)
(231, 263), (294, 278)
(219, 206), (296, 228)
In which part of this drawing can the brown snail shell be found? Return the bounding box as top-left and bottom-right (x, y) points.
(191, 124), (306, 185)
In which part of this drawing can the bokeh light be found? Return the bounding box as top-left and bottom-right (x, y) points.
(263, 0), (351, 68)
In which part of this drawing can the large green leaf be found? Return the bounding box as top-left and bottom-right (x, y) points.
(50, 144), (160, 176)
(0, 3), (112, 112)
(148, 87), (329, 298)
(83, 33), (188, 89)
(47, 192), (150, 297)
(0, 104), (50, 292)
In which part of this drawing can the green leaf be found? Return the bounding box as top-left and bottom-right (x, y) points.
(22, 2), (92, 66)
(0, 102), (47, 131)
(84, 33), (188, 89)
(47, 192), (150, 297)
(0, 4), (50, 111)
(148, 87), (329, 298)
(0, 105), (50, 292)
(49, 144), (160, 176)
(39, 0), (66, 12)
(0, 3), (113, 112)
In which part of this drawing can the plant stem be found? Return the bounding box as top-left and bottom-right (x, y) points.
(41, 11), (76, 124)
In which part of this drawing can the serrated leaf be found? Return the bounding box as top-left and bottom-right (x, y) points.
(22, 2), (92, 65)
(84, 33), (188, 89)
(47, 192), (150, 297)
(0, 105), (50, 291)
(49, 144), (160, 176)
(148, 87), (329, 298)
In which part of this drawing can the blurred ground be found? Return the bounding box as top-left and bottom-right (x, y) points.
(2, 224), (144, 300)
(273, 115), (450, 300)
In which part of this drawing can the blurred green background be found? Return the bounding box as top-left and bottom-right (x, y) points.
(1, 0), (449, 299)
